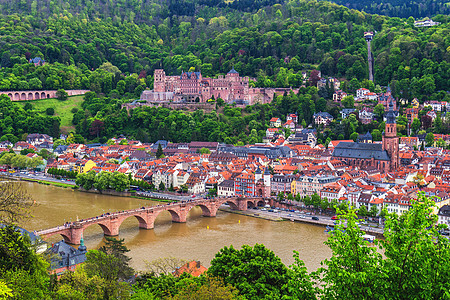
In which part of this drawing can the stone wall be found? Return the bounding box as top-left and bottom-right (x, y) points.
(0, 89), (90, 101)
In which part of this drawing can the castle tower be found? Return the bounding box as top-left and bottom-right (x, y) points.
(364, 32), (374, 82)
(255, 167), (262, 182)
(382, 99), (399, 171)
(263, 168), (271, 187)
(154, 69), (166, 92)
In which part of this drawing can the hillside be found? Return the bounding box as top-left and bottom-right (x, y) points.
(323, 0), (450, 19)
(0, 0), (448, 143)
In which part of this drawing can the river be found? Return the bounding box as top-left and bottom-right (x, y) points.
(20, 182), (331, 272)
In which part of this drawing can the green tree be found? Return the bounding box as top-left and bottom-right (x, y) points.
(46, 107), (55, 115)
(371, 129), (382, 141)
(425, 132), (435, 147)
(341, 96), (354, 109)
(318, 206), (381, 299)
(56, 89), (68, 101)
(99, 237), (134, 281)
(199, 147), (211, 154)
(411, 118), (421, 133)
(156, 143), (164, 158)
(159, 181), (165, 191)
(358, 205), (368, 216)
(373, 104), (385, 120)
(369, 205), (378, 217)
(208, 244), (291, 299)
(171, 276), (239, 300)
(0, 182), (33, 224)
(350, 132), (359, 142)
(0, 225), (50, 299)
(27, 156), (43, 169)
(83, 250), (132, 299)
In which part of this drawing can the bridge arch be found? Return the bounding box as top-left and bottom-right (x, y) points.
(246, 201), (256, 209)
(217, 199), (239, 210)
(59, 232), (72, 243)
(28, 93), (33, 100)
(83, 222), (114, 236)
(21, 93), (26, 100)
(187, 203), (215, 217)
(35, 92), (40, 99)
(14, 93), (20, 100)
(114, 214), (150, 232)
(150, 208), (185, 225)
(256, 200), (265, 207)
(7, 93), (12, 100)
(41, 92), (45, 98)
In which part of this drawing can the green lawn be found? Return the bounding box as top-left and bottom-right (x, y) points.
(17, 95), (84, 131)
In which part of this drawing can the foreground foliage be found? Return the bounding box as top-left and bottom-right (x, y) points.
(1, 193), (449, 299)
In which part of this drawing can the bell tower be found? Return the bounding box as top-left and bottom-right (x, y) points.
(382, 99), (399, 171)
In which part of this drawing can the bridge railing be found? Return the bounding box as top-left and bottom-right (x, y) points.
(35, 198), (242, 235)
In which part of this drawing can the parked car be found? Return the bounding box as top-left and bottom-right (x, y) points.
(312, 216), (319, 220)
(331, 216), (337, 220)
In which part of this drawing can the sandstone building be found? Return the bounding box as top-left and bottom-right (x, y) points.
(141, 68), (297, 105)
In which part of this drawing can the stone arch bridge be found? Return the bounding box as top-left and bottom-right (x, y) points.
(36, 197), (266, 244)
(0, 89), (89, 101)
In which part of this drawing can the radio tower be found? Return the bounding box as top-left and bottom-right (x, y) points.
(364, 32), (374, 82)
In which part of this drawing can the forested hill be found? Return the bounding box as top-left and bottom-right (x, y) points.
(323, 0), (450, 19)
(0, 0), (449, 87)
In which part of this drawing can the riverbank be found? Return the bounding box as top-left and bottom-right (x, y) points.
(219, 207), (284, 221)
(19, 177), (76, 189)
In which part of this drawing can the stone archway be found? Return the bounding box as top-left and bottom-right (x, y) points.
(247, 201), (255, 209)
(257, 200), (265, 207)
(35, 92), (40, 99)
(257, 188), (263, 197)
(83, 222), (114, 237)
(187, 204), (215, 217)
(167, 209), (185, 223)
(28, 93), (33, 100)
(21, 93), (26, 100)
(224, 200), (239, 210)
(14, 93), (20, 100)
(7, 93), (13, 100)
(59, 232), (72, 243)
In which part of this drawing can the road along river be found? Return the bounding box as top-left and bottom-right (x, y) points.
(20, 182), (331, 271)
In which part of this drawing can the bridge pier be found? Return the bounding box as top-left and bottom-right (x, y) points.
(67, 228), (83, 245)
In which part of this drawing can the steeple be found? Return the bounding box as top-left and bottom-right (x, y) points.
(78, 235), (87, 252)
(386, 99), (396, 124)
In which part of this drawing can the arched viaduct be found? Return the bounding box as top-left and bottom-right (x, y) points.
(0, 89), (89, 101)
(36, 197), (266, 244)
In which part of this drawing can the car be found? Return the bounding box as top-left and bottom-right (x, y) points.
(298, 215), (306, 219)
(294, 210), (300, 213)
(268, 209), (274, 212)
(312, 216), (319, 220)
(252, 207), (258, 210)
(305, 212), (312, 215)
(261, 208), (267, 211)
(331, 216), (337, 220)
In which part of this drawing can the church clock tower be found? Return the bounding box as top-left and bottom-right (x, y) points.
(382, 99), (399, 171)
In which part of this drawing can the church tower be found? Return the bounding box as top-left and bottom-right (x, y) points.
(382, 99), (399, 171)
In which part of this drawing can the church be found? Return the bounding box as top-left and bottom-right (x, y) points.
(332, 100), (399, 172)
